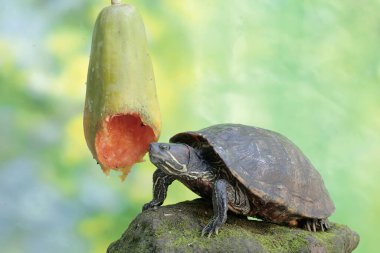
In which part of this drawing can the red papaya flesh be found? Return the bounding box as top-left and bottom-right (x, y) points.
(95, 114), (155, 172)
(84, 1), (160, 179)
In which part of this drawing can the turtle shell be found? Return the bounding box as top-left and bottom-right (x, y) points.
(170, 124), (335, 219)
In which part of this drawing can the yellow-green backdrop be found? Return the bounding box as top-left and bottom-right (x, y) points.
(1, 0), (379, 252)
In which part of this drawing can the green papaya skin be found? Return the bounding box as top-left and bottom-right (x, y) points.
(84, 1), (160, 179)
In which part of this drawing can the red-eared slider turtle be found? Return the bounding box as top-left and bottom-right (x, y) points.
(143, 124), (335, 236)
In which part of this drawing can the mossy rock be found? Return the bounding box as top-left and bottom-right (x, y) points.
(107, 199), (359, 253)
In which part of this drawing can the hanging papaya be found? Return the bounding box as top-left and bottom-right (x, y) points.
(83, 0), (160, 179)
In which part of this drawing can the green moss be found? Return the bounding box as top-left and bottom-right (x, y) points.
(252, 227), (308, 252)
(108, 200), (359, 253)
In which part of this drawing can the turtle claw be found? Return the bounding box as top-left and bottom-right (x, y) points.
(201, 225), (213, 238)
(306, 221), (312, 231)
(321, 219), (330, 231)
(142, 201), (159, 211)
(142, 202), (151, 211)
(312, 220), (317, 232)
(201, 219), (222, 237)
(304, 219), (330, 232)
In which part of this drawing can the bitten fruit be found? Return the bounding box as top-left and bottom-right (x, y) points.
(84, 1), (160, 179)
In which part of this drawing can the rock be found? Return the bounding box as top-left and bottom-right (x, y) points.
(107, 199), (359, 253)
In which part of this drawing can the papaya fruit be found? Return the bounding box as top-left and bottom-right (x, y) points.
(83, 0), (160, 179)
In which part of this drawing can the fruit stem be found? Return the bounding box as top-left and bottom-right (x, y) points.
(111, 0), (122, 5)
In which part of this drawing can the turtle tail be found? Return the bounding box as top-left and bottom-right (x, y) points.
(301, 218), (330, 232)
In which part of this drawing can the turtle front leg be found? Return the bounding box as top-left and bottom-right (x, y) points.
(143, 169), (175, 211)
(202, 179), (230, 237)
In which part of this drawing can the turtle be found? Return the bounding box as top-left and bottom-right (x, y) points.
(142, 124), (335, 236)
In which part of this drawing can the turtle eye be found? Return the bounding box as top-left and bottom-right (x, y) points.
(159, 144), (170, 151)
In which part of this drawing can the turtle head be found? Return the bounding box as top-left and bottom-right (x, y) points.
(149, 143), (190, 176)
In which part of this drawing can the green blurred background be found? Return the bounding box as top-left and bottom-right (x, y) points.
(1, 0), (379, 252)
